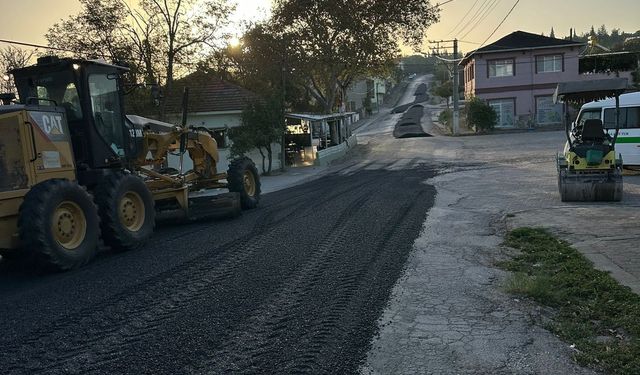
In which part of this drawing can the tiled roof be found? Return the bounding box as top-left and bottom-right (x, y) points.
(164, 72), (258, 114)
(461, 31), (585, 64)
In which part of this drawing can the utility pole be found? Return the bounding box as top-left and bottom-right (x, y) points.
(452, 39), (460, 136)
(280, 35), (289, 173)
(429, 38), (461, 135)
(281, 65), (287, 172)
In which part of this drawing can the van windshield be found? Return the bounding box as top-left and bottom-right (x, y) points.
(576, 110), (601, 128)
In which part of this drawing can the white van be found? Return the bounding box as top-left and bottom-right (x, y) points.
(576, 91), (640, 166)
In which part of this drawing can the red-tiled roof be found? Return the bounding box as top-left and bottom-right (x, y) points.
(164, 72), (258, 114)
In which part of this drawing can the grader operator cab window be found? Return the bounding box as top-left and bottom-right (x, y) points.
(17, 70), (83, 121)
(88, 74), (126, 157)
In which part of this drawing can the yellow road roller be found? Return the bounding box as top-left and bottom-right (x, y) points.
(555, 78), (628, 202)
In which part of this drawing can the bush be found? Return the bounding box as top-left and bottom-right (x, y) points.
(438, 109), (452, 131)
(465, 96), (497, 132)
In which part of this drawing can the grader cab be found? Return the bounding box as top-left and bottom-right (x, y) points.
(0, 56), (260, 270)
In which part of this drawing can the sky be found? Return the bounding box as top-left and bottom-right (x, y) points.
(0, 0), (639, 55)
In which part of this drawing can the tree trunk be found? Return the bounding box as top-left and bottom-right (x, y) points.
(160, 58), (174, 121)
(258, 147), (266, 174)
(266, 144), (273, 174)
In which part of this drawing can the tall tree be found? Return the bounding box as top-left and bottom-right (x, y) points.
(550, 27), (555, 38)
(46, 0), (133, 62)
(135, 0), (234, 118)
(0, 46), (36, 93)
(270, 0), (440, 113)
(47, 0), (234, 118)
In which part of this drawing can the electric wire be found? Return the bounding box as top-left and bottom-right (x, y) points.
(446, 0), (480, 36)
(459, 0), (502, 40)
(430, 0), (456, 10)
(476, 0), (521, 49)
(454, 0), (492, 37)
(0, 38), (76, 53)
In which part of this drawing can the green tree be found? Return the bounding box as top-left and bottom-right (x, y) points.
(432, 80), (453, 108)
(465, 96), (497, 133)
(270, 0), (440, 113)
(400, 55), (437, 76)
(136, 0), (234, 119)
(228, 97), (283, 174)
(46, 0), (133, 63)
(0, 46), (35, 93)
(48, 0), (234, 119)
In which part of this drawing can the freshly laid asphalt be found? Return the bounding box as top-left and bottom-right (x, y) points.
(0, 165), (435, 374)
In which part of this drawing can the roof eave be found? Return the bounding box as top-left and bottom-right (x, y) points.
(460, 42), (586, 65)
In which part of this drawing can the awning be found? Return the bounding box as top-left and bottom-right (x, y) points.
(553, 78), (629, 104)
(286, 112), (357, 121)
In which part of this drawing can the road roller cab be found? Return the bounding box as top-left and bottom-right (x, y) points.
(555, 78), (628, 202)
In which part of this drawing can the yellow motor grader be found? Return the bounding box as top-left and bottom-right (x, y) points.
(0, 56), (260, 270)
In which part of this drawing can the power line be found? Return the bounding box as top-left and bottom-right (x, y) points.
(455, 0), (492, 37)
(477, 0), (521, 49)
(430, 0), (456, 10)
(446, 0), (480, 36)
(0, 38), (77, 53)
(459, 0), (502, 40)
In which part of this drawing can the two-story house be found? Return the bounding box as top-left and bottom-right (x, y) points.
(461, 31), (585, 128)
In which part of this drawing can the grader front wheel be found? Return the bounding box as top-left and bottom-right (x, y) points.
(95, 173), (155, 251)
(228, 157), (261, 209)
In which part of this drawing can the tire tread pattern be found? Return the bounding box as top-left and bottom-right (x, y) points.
(18, 179), (99, 271)
(94, 173), (155, 251)
(227, 157), (261, 209)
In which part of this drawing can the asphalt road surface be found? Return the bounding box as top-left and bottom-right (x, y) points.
(0, 165), (435, 374)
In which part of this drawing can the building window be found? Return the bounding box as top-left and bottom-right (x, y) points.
(488, 98), (515, 127)
(466, 64), (475, 82)
(536, 55), (563, 73)
(488, 59), (514, 77)
(536, 96), (563, 124)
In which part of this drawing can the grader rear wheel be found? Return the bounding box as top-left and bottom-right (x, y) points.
(18, 179), (100, 271)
